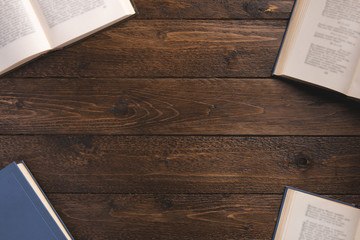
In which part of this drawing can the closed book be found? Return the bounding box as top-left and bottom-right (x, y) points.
(0, 162), (73, 240)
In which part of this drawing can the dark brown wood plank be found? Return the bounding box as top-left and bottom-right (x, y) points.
(0, 78), (359, 135)
(48, 193), (360, 240)
(135, 0), (294, 19)
(6, 20), (285, 78)
(1, 136), (359, 194)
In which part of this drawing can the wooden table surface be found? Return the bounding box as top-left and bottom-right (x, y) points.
(1, 0), (360, 239)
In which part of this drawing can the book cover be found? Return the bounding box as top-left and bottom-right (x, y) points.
(0, 162), (73, 240)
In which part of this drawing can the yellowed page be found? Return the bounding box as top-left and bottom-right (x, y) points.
(277, 189), (360, 240)
(30, 0), (135, 49)
(281, 0), (360, 94)
(0, 0), (50, 75)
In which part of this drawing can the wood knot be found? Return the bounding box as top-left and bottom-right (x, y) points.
(69, 135), (93, 149)
(157, 31), (167, 40)
(111, 99), (129, 117)
(15, 99), (24, 109)
(160, 199), (174, 210)
(244, 224), (253, 231)
(243, 1), (264, 18)
(295, 152), (312, 169)
(224, 50), (240, 69)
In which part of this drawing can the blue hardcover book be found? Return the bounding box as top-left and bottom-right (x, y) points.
(0, 162), (74, 240)
(273, 187), (360, 240)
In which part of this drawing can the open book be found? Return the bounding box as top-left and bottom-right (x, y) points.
(273, 187), (360, 240)
(273, 0), (360, 99)
(0, 0), (136, 75)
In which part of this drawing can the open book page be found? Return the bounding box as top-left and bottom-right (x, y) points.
(29, 0), (135, 49)
(348, 77), (360, 99)
(0, 0), (50, 75)
(281, 0), (360, 94)
(276, 189), (360, 240)
(347, 61), (360, 99)
(273, 0), (310, 75)
(356, 223), (360, 240)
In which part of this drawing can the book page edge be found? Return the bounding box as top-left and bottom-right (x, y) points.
(17, 163), (72, 240)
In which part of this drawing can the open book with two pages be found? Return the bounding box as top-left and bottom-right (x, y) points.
(0, 0), (136, 76)
(273, 0), (360, 99)
(273, 187), (360, 240)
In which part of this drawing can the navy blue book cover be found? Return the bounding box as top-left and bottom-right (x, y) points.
(0, 162), (73, 240)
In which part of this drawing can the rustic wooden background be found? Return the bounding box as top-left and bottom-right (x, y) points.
(1, 0), (360, 239)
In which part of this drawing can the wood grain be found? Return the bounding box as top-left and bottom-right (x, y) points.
(1, 136), (359, 194)
(0, 78), (359, 135)
(135, 0), (294, 19)
(6, 20), (285, 78)
(47, 194), (360, 240)
(1, 1), (359, 239)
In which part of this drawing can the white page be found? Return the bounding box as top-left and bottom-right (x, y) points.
(0, 0), (50, 75)
(348, 77), (360, 99)
(279, 190), (360, 240)
(30, 0), (135, 48)
(282, 0), (360, 94)
(348, 60), (360, 99)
